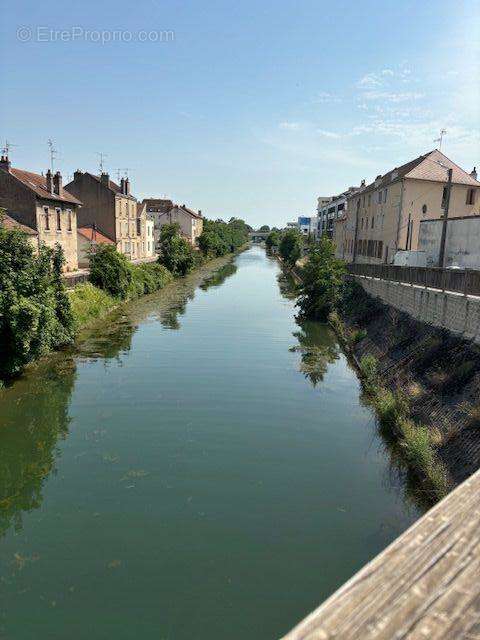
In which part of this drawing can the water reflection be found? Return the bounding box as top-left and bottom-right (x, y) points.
(200, 262), (237, 291)
(0, 314), (137, 540)
(291, 322), (340, 387)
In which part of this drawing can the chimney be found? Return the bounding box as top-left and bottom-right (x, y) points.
(120, 177), (126, 194)
(471, 167), (478, 181)
(0, 155), (11, 172)
(360, 179), (366, 187)
(100, 172), (110, 187)
(125, 178), (130, 195)
(74, 169), (83, 182)
(53, 171), (62, 195)
(46, 169), (54, 193)
(198, 209), (202, 216)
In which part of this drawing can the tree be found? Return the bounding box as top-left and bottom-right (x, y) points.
(296, 237), (346, 320)
(0, 214), (75, 379)
(198, 218), (249, 258)
(279, 229), (303, 266)
(265, 230), (281, 253)
(89, 244), (133, 299)
(158, 223), (195, 276)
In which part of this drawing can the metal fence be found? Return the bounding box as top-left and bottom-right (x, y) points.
(347, 263), (480, 297)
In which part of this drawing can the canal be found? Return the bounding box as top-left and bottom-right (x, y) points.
(0, 245), (422, 639)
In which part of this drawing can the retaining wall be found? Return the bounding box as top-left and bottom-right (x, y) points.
(354, 276), (480, 344)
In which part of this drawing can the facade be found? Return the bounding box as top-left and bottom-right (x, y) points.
(145, 217), (155, 257)
(77, 225), (115, 268)
(0, 156), (81, 271)
(147, 201), (203, 246)
(418, 215), (480, 269)
(297, 216), (318, 237)
(142, 198), (174, 250)
(318, 184), (364, 240)
(65, 171), (146, 260)
(338, 150), (480, 264)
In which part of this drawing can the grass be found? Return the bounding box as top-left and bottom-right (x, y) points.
(68, 283), (117, 330)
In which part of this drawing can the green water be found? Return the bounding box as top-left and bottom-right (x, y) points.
(0, 246), (422, 639)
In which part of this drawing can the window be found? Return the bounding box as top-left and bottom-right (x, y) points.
(467, 188), (476, 205)
(56, 208), (61, 231)
(368, 194), (371, 206)
(422, 204), (427, 215)
(371, 216), (374, 229)
(383, 189), (388, 203)
(44, 206), (50, 230)
(377, 191), (382, 204)
(377, 241), (383, 259)
(136, 219), (141, 235)
(67, 209), (72, 231)
(365, 217), (369, 228)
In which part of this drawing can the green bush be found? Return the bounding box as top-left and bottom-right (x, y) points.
(279, 229), (303, 267)
(351, 328), (367, 344)
(359, 354), (378, 387)
(68, 282), (117, 329)
(131, 263), (173, 295)
(296, 238), (346, 320)
(265, 230), (281, 253)
(158, 223), (196, 276)
(89, 245), (133, 299)
(0, 222), (74, 379)
(374, 389), (408, 431)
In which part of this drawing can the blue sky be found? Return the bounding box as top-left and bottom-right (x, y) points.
(1, 0), (479, 227)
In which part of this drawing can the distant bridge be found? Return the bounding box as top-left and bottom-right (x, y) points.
(249, 231), (270, 242)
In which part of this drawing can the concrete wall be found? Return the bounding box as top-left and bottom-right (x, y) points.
(419, 216), (480, 269)
(354, 275), (480, 344)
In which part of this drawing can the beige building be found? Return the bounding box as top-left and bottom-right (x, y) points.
(65, 171), (148, 260)
(336, 150), (480, 264)
(142, 199), (203, 246)
(136, 201), (155, 258)
(0, 155), (81, 271)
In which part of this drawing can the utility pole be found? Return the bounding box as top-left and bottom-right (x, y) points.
(438, 168), (453, 268)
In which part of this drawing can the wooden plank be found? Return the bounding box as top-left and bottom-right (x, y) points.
(281, 469), (480, 640)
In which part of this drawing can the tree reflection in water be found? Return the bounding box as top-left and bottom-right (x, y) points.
(0, 315), (136, 539)
(290, 322), (340, 387)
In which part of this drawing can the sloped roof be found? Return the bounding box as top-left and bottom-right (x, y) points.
(77, 225), (114, 244)
(142, 198), (174, 213)
(175, 204), (202, 219)
(85, 173), (136, 200)
(7, 168), (82, 205)
(1, 212), (38, 235)
(405, 150), (480, 186)
(352, 150), (479, 198)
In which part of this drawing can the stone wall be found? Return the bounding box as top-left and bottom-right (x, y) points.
(354, 275), (480, 344)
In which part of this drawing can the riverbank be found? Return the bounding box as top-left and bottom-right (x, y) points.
(332, 278), (480, 502)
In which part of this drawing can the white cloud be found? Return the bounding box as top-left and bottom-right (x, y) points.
(361, 91), (425, 103)
(316, 129), (341, 139)
(356, 73), (382, 88)
(279, 121), (302, 131)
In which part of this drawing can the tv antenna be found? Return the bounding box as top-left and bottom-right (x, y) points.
(47, 139), (57, 172)
(2, 139), (16, 157)
(434, 129), (447, 151)
(96, 152), (107, 174)
(116, 167), (130, 181)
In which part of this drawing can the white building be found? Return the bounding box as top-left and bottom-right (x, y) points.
(317, 184), (364, 239)
(297, 215), (318, 237)
(145, 217), (155, 257)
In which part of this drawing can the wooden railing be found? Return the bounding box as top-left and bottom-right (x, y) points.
(282, 468), (480, 640)
(347, 263), (480, 297)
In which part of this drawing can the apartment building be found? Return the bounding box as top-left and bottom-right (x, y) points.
(144, 200), (203, 246)
(337, 150), (480, 264)
(318, 184), (364, 239)
(0, 155), (81, 270)
(65, 171), (146, 260)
